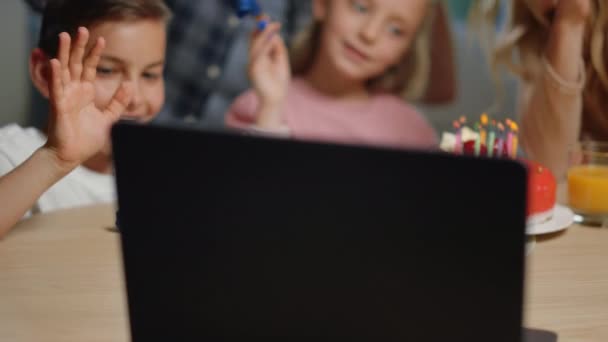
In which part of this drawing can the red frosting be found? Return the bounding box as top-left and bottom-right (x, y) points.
(524, 160), (556, 216)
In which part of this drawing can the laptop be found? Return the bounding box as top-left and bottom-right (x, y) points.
(112, 122), (533, 341)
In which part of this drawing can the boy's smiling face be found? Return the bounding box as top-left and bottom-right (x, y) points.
(89, 19), (166, 124)
(86, 19), (166, 157)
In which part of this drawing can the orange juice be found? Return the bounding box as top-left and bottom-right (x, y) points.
(568, 165), (608, 213)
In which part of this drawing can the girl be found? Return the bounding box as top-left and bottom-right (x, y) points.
(0, 0), (171, 237)
(472, 0), (604, 177)
(226, 0), (438, 150)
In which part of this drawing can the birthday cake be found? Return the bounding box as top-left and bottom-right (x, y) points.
(441, 115), (557, 225)
(525, 160), (557, 225)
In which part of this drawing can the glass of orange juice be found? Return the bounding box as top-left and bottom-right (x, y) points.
(568, 141), (608, 227)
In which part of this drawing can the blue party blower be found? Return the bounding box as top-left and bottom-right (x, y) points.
(235, 0), (268, 30)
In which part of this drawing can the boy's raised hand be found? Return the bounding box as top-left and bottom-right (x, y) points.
(45, 27), (133, 171)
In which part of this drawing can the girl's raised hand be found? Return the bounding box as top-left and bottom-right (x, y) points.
(247, 22), (291, 127)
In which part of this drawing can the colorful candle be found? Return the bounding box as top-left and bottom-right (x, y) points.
(453, 121), (462, 154)
(487, 120), (497, 157)
(474, 123), (481, 157)
(480, 113), (489, 148)
(496, 122), (505, 157)
(505, 118), (516, 160)
(487, 131), (496, 157)
(510, 122), (519, 159)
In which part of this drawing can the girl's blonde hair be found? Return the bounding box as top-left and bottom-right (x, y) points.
(470, 0), (608, 138)
(289, 1), (438, 101)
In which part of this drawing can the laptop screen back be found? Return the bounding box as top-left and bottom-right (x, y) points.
(112, 123), (527, 341)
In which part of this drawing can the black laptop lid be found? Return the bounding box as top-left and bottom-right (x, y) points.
(112, 123), (527, 341)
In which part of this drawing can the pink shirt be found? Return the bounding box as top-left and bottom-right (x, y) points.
(226, 78), (438, 150)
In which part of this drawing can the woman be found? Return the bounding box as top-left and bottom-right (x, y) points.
(473, 0), (605, 177)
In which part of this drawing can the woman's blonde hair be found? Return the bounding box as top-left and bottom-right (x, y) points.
(289, 1), (437, 101)
(470, 0), (608, 138)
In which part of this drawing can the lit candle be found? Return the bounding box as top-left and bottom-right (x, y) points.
(459, 116), (467, 126)
(480, 113), (489, 149)
(474, 123), (481, 157)
(510, 122), (519, 159)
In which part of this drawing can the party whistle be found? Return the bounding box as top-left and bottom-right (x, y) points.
(236, 0), (268, 30)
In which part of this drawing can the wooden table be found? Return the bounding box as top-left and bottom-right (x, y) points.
(0, 205), (128, 342)
(0, 204), (607, 342)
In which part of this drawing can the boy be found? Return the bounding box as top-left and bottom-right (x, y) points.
(0, 0), (171, 238)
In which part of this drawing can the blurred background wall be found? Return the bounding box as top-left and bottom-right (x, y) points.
(0, 0), (517, 134)
(0, 0), (29, 127)
(420, 0), (518, 133)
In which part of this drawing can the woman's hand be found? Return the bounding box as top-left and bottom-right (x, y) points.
(554, 0), (592, 26)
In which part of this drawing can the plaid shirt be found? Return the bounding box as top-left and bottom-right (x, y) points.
(160, 0), (311, 126)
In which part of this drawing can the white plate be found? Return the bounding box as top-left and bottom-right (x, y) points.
(526, 204), (574, 235)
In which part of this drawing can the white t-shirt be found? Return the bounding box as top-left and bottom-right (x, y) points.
(0, 124), (115, 217)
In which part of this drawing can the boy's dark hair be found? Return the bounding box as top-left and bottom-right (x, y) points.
(37, 0), (172, 57)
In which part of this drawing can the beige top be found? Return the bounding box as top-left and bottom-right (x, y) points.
(519, 56), (587, 178)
